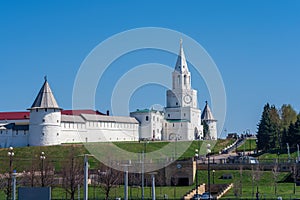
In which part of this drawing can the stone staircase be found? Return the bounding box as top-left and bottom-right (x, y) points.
(182, 183), (233, 199)
(183, 184), (206, 199)
(220, 138), (245, 154)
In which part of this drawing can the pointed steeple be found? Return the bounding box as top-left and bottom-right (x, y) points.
(28, 77), (61, 110)
(201, 101), (216, 121)
(174, 39), (189, 74)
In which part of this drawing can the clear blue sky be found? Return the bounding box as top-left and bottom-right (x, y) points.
(0, 1), (299, 136)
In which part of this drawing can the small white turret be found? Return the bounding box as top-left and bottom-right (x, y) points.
(28, 77), (62, 146)
(201, 101), (218, 140)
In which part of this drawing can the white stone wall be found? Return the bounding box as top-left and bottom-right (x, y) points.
(60, 121), (139, 143)
(28, 108), (61, 146)
(207, 120), (217, 140)
(0, 129), (29, 148)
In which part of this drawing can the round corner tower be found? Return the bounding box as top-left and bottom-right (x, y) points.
(28, 77), (62, 146)
(201, 101), (218, 140)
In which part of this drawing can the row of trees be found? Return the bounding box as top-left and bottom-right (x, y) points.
(257, 103), (300, 151)
(0, 147), (167, 200)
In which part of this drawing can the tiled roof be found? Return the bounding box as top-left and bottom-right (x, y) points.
(201, 101), (216, 121)
(0, 110), (105, 121)
(62, 110), (105, 116)
(61, 115), (85, 123)
(0, 112), (30, 120)
(29, 79), (61, 110)
(81, 114), (139, 124)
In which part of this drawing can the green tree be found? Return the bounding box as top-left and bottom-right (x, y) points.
(269, 105), (281, 149)
(257, 103), (271, 151)
(288, 114), (300, 148)
(280, 104), (297, 130)
(257, 104), (281, 151)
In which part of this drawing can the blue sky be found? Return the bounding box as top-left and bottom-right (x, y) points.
(0, 1), (299, 136)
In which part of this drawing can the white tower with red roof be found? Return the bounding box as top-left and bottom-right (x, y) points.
(28, 77), (62, 146)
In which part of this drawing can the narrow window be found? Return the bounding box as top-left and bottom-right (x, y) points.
(146, 116), (149, 121)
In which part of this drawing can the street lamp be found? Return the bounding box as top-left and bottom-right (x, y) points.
(121, 160), (132, 200)
(212, 170), (215, 184)
(195, 149), (199, 196)
(141, 139), (149, 200)
(207, 143), (211, 198)
(7, 146), (14, 200)
(40, 152), (46, 187)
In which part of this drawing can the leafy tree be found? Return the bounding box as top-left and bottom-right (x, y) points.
(269, 105), (281, 149)
(280, 104), (297, 130)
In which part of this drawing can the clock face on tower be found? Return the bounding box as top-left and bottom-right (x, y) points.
(183, 94), (192, 104)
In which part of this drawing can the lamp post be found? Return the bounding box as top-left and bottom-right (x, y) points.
(212, 170), (215, 184)
(121, 160), (132, 200)
(195, 149), (199, 195)
(142, 139), (149, 200)
(7, 146), (14, 200)
(40, 152), (46, 187)
(207, 143), (211, 198)
(12, 170), (17, 200)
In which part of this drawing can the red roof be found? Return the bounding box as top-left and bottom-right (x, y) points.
(0, 109), (106, 121)
(61, 110), (106, 116)
(0, 112), (30, 120)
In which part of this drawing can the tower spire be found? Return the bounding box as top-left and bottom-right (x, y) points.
(28, 78), (61, 110)
(175, 39), (189, 73)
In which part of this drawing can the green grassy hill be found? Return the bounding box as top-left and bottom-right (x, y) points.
(0, 139), (234, 172)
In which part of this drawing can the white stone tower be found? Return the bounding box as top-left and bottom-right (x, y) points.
(28, 77), (62, 146)
(201, 101), (217, 140)
(164, 40), (203, 140)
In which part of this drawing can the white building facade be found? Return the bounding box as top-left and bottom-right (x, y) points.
(131, 41), (217, 141)
(0, 41), (217, 148)
(0, 78), (139, 148)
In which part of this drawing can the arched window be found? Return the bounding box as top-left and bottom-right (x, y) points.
(184, 75), (187, 85)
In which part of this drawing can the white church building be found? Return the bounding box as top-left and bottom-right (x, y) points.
(131, 41), (217, 141)
(0, 41), (217, 148)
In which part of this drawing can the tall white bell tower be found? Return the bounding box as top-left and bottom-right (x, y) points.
(164, 40), (203, 140)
